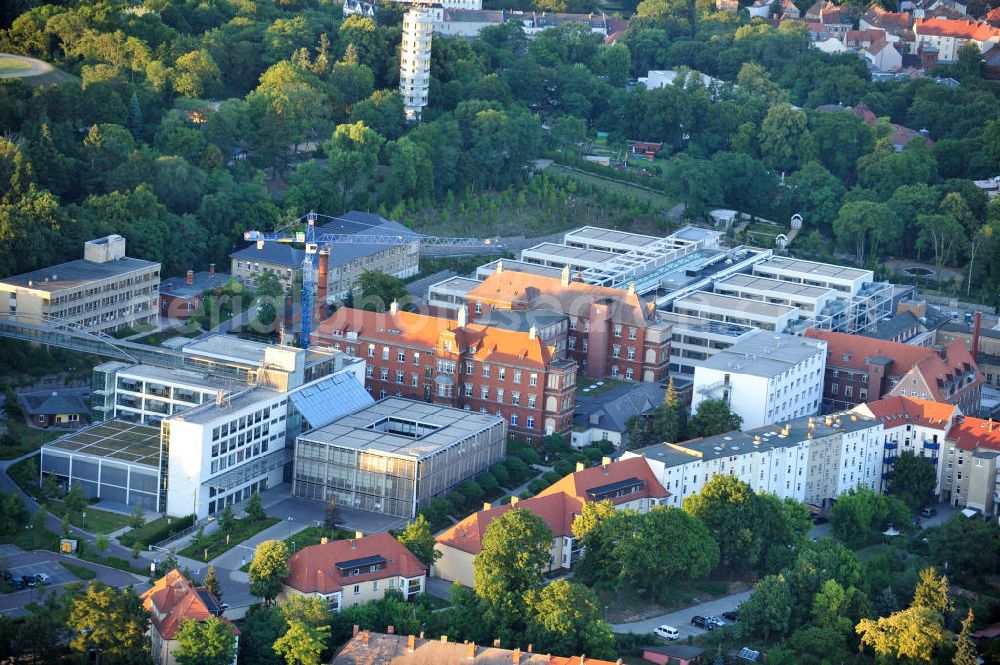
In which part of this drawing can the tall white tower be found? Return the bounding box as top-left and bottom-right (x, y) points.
(399, 4), (434, 122)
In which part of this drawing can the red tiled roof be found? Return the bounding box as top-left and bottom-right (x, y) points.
(284, 532), (425, 595)
(436, 494), (584, 555)
(141, 569), (237, 640)
(863, 5), (913, 32)
(914, 17), (1000, 41)
(948, 416), (1000, 452)
(987, 6), (1000, 25)
(466, 271), (654, 327)
(537, 457), (670, 505)
(854, 395), (958, 429)
(313, 307), (555, 369)
(846, 29), (888, 46)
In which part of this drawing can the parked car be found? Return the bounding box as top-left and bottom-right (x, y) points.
(654, 625), (680, 641)
(21, 575), (36, 588)
(691, 616), (714, 630)
(707, 616), (726, 628)
(10, 578), (25, 590)
(920, 507), (937, 518)
(0, 570), (11, 582)
(722, 611), (740, 623)
(34, 573), (51, 585)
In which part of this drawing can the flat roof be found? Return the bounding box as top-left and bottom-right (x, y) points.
(633, 411), (878, 468)
(44, 420), (161, 467)
(169, 386), (282, 425)
(180, 335), (282, 366)
(520, 243), (617, 266)
(658, 311), (758, 338)
(565, 227), (664, 249)
(0, 256), (159, 293)
(697, 331), (826, 377)
(298, 398), (503, 460)
(160, 271), (232, 298)
(755, 256), (871, 282)
(675, 291), (798, 318)
(428, 276), (481, 295)
(474, 309), (567, 332)
(116, 363), (233, 391)
(715, 273), (835, 300)
(477, 260), (564, 280)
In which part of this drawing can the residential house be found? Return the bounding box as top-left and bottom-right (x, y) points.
(465, 266), (672, 383)
(433, 456), (668, 586)
(987, 6), (1000, 27)
(159, 266), (230, 321)
(281, 532), (426, 611)
(806, 1), (852, 40)
(913, 17), (1000, 61)
(861, 5), (914, 42)
(141, 569), (238, 665)
(643, 645), (705, 665)
(864, 39), (904, 70)
(18, 389), (89, 429)
(333, 630), (622, 665)
(935, 319), (1000, 393)
(312, 304), (578, 442)
(571, 381), (666, 448)
(942, 415), (1000, 515)
(779, 0), (801, 18)
(749, 0), (777, 19)
(848, 103), (933, 151)
(805, 329), (984, 415)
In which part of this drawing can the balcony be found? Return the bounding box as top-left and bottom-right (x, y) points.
(884, 442), (897, 450)
(924, 442), (940, 450)
(884, 456), (896, 465)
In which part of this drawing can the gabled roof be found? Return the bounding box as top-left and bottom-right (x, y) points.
(313, 307), (557, 369)
(852, 395), (959, 430)
(573, 381), (666, 433)
(908, 340), (983, 403)
(141, 569), (237, 640)
(466, 270), (655, 327)
(285, 532), (425, 595)
(947, 416), (1000, 452)
(436, 494), (584, 555)
(230, 243), (304, 268)
(804, 329), (935, 374)
(863, 5), (913, 32)
(537, 457), (669, 505)
(18, 390), (88, 416)
(914, 16), (1000, 40)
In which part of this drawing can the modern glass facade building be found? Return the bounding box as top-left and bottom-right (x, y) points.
(294, 398), (506, 518)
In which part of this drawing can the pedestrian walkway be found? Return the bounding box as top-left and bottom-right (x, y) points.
(209, 517), (308, 570)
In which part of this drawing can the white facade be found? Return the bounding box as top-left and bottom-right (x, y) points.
(691, 332), (827, 430)
(400, 6), (434, 121)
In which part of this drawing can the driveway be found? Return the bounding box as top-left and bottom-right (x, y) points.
(610, 590), (752, 639)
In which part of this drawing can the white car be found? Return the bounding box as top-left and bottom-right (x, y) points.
(654, 625), (680, 640)
(34, 573), (52, 585)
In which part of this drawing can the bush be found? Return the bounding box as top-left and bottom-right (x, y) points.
(119, 514), (196, 548)
(614, 633), (659, 656)
(582, 447), (604, 464)
(504, 457), (530, 483)
(527, 479), (549, 494)
(458, 480), (485, 507)
(513, 447), (541, 466)
(553, 459), (575, 477)
(592, 439), (615, 454)
(490, 463), (510, 487)
(518, 491), (533, 500)
(477, 471), (499, 495)
(542, 471), (561, 485)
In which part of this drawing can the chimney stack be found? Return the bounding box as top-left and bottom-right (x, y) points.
(352, 625), (360, 637)
(493, 639), (501, 647)
(601, 456), (611, 466)
(186, 270), (194, 285)
(362, 631), (370, 647)
(320, 537), (328, 544)
(527, 644), (533, 653)
(390, 300), (398, 315)
(388, 626), (394, 635)
(483, 502), (491, 511)
(441, 635), (448, 643)
(510, 496), (519, 505)
(355, 530), (364, 539)
(407, 635), (416, 652)
(458, 304), (467, 327)
(628, 282), (635, 295)
(512, 648), (521, 664)
(466, 643), (476, 660)
(576, 461), (585, 472)
(529, 324), (537, 340)
(497, 260), (504, 274)
(561, 265), (570, 287)
(209, 263), (216, 275)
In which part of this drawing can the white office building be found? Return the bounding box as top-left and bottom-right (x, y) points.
(400, 5), (434, 120)
(624, 411), (883, 509)
(692, 332), (827, 429)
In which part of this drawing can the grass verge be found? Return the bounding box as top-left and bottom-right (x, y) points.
(0, 421), (63, 460)
(60, 562), (97, 580)
(180, 517), (280, 562)
(46, 501), (132, 534)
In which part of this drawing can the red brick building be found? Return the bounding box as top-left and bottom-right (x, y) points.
(464, 267), (671, 383)
(312, 305), (577, 442)
(805, 329), (984, 415)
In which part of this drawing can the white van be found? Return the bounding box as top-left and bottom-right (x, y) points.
(654, 625), (679, 640)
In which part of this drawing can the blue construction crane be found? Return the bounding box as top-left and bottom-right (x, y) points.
(243, 212), (502, 349)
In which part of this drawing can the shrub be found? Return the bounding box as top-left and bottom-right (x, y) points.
(504, 457), (530, 483)
(477, 471), (499, 495)
(553, 459), (575, 477)
(514, 447), (541, 466)
(542, 471), (561, 485)
(527, 479), (548, 494)
(490, 463), (510, 487)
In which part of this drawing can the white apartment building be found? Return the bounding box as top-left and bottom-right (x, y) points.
(624, 411), (883, 509)
(400, 5), (434, 120)
(0, 235), (160, 334)
(692, 332), (827, 430)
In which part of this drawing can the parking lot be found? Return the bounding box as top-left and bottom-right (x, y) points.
(6, 560), (76, 588)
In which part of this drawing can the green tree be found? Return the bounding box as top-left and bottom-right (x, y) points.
(856, 568), (951, 663)
(323, 496), (341, 531)
(650, 377), (687, 443)
(683, 475), (760, 570)
(524, 580), (616, 660)
(249, 540), (290, 605)
(928, 515), (1000, 581)
(787, 161), (846, 229)
(756, 494), (811, 575)
(173, 50), (223, 98)
(175, 617), (238, 665)
(219, 503), (236, 534)
(833, 200), (898, 267)
(354, 270), (407, 312)
(245, 492), (266, 522)
(273, 619), (328, 665)
(886, 451), (936, 511)
(254, 271), (286, 327)
(397, 514), (440, 568)
(917, 213), (967, 288)
(96, 533), (109, 552)
(68, 584), (149, 663)
(349, 90), (405, 141)
(831, 486), (912, 548)
(954, 609), (978, 665)
(473, 508), (552, 620)
(128, 502), (146, 530)
(238, 604), (286, 665)
(739, 574), (794, 643)
(203, 566), (222, 602)
(64, 482), (86, 519)
(759, 103), (813, 173)
(687, 399), (742, 438)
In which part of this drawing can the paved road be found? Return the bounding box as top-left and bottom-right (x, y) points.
(611, 590), (752, 639)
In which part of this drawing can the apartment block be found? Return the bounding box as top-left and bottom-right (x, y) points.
(281, 532), (426, 611)
(692, 332), (827, 429)
(230, 212), (419, 302)
(624, 412), (883, 509)
(0, 235), (159, 334)
(312, 305), (577, 442)
(806, 329), (984, 414)
(464, 266), (672, 382)
(294, 398), (506, 518)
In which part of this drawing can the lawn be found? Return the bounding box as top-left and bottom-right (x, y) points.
(545, 164), (676, 209)
(0, 421), (64, 460)
(8, 455), (40, 497)
(0, 56), (32, 74)
(60, 562), (97, 580)
(46, 501), (132, 534)
(577, 377), (628, 398)
(118, 516), (197, 548)
(180, 516), (281, 561)
(596, 578), (746, 624)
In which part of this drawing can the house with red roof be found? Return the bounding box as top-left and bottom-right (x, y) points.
(141, 569), (238, 665)
(281, 532), (426, 612)
(432, 457), (668, 587)
(913, 16), (1000, 61)
(861, 4), (914, 41)
(942, 415), (1000, 514)
(806, 330), (983, 416)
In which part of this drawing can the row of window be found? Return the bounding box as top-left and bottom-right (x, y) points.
(829, 383), (868, 399)
(212, 406), (274, 441)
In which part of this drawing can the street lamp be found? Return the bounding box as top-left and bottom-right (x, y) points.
(287, 516), (294, 539)
(82, 511), (87, 530)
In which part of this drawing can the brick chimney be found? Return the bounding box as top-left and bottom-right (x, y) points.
(512, 648), (521, 664)
(186, 270), (194, 285)
(576, 461), (585, 472)
(407, 635), (416, 652)
(352, 625), (359, 637)
(483, 502), (491, 511)
(493, 639), (501, 647)
(209, 263), (216, 275)
(527, 644), (533, 653)
(362, 631), (370, 647)
(466, 642), (476, 660)
(388, 626), (394, 635)
(510, 496), (519, 505)
(561, 264), (570, 287)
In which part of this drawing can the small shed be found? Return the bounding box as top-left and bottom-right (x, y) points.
(643, 644), (705, 665)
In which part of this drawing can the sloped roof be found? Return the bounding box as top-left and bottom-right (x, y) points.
(436, 494), (583, 555)
(141, 569), (237, 640)
(863, 5), (913, 32)
(805, 329), (935, 373)
(909, 340), (983, 402)
(18, 390), (88, 416)
(574, 382), (666, 433)
(230, 243), (305, 268)
(948, 416), (1000, 452)
(313, 307), (557, 369)
(914, 17), (1000, 40)
(285, 532), (425, 595)
(537, 456), (669, 505)
(466, 271), (654, 327)
(852, 395), (959, 430)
